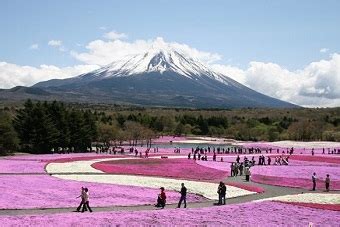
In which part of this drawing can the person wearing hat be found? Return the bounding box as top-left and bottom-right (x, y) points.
(155, 187), (166, 208)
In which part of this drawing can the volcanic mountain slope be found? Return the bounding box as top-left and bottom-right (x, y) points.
(4, 48), (297, 108)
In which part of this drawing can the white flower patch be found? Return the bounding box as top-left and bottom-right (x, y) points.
(265, 141), (340, 149)
(258, 193), (340, 204)
(46, 158), (255, 200)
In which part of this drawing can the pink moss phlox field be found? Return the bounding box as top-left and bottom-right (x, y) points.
(1, 201), (340, 226)
(226, 182), (265, 193)
(290, 155), (340, 164)
(92, 158), (228, 182)
(251, 164), (340, 190)
(195, 159), (231, 173)
(251, 164), (340, 180)
(6, 152), (106, 161)
(251, 175), (340, 190)
(0, 154), (126, 173)
(0, 159), (46, 173)
(277, 201), (340, 211)
(0, 174), (203, 209)
(242, 142), (340, 155)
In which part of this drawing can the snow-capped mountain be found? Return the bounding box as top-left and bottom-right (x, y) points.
(76, 49), (236, 86)
(31, 47), (296, 108)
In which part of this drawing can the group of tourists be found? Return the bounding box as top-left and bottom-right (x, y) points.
(76, 187), (92, 213)
(155, 183), (187, 209)
(312, 172), (331, 192)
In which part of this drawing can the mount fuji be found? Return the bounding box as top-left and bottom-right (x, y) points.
(5, 47), (297, 108)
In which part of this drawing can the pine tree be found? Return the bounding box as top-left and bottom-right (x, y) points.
(0, 112), (19, 155)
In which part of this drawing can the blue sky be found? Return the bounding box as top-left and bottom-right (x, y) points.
(1, 0), (340, 107)
(1, 0), (340, 69)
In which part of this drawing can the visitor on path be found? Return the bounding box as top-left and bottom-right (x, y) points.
(217, 182), (226, 205)
(155, 187), (166, 208)
(239, 163), (244, 176)
(177, 183), (187, 208)
(236, 155), (240, 163)
(312, 172), (317, 191)
(267, 156), (271, 165)
(325, 174), (330, 192)
(230, 163), (234, 177)
(76, 187), (87, 212)
(244, 166), (251, 182)
(81, 188), (93, 213)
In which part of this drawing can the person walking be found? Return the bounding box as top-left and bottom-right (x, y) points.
(244, 166), (251, 182)
(217, 182), (226, 205)
(81, 188), (93, 212)
(230, 163), (234, 177)
(312, 172), (317, 191)
(239, 163), (244, 176)
(325, 174), (330, 192)
(177, 183), (187, 208)
(221, 182), (226, 205)
(76, 187), (86, 212)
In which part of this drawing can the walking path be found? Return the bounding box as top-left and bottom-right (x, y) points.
(1, 173), (335, 216)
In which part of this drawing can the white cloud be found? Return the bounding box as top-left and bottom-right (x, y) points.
(103, 31), (128, 40)
(29, 44), (39, 50)
(48, 40), (62, 47)
(0, 62), (99, 89)
(99, 26), (107, 30)
(320, 48), (329, 53)
(72, 36), (221, 66)
(214, 54), (340, 107)
(48, 40), (68, 52)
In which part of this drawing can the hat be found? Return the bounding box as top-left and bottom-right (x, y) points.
(160, 187), (165, 190)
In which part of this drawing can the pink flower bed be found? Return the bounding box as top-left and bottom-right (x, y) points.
(6, 153), (102, 161)
(226, 182), (265, 193)
(277, 201), (340, 211)
(251, 175), (340, 190)
(1, 201), (339, 226)
(251, 165), (340, 181)
(290, 155), (340, 164)
(0, 159), (46, 173)
(92, 158), (228, 182)
(196, 160), (231, 172)
(0, 175), (203, 209)
(0, 154), (124, 173)
(242, 141), (340, 155)
(250, 156), (340, 190)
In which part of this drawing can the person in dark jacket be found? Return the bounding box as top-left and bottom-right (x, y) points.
(217, 182), (227, 205)
(177, 183), (187, 208)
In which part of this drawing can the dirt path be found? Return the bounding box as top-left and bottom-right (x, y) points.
(2, 174), (336, 216)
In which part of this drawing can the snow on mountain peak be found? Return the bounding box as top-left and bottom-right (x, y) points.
(81, 42), (235, 86)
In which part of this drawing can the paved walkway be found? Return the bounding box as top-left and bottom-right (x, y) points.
(1, 174), (335, 216)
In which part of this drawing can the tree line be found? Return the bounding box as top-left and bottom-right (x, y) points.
(1, 100), (340, 155)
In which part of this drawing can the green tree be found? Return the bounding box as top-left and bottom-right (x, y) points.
(0, 112), (19, 155)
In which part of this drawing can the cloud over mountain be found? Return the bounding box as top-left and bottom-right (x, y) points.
(1, 32), (340, 107)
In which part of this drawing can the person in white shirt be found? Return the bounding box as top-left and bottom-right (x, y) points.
(312, 172), (317, 191)
(81, 188), (93, 212)
(76, 187), (87, 212)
